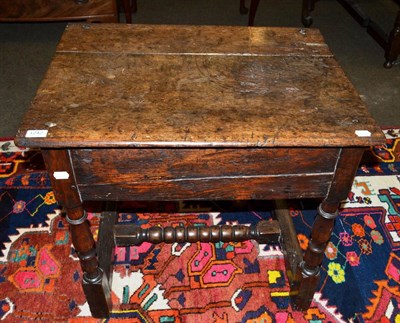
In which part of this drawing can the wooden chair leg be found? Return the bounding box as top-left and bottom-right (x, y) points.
(121, 0), (132, 23)
(302, 0), (315, 27)
(240, 0), (248, 14)
(239, 0), (261, 26)
(248, 0), (261, 26)
(132, 0), (138, 13)
(384, 10), (400, 68)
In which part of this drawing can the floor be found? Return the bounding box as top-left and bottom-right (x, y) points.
(0, 0), (399, 138)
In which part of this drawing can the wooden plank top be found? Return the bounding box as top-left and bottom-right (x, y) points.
(15, 23), (384, 148)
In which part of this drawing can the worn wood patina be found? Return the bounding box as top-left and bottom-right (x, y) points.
(17, 24), (382, 148)
(0, 0), (117, 22)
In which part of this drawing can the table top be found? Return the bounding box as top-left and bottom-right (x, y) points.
(15, 24), (384, 148)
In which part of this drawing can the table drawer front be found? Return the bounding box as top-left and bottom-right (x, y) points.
(71, 148), (339, 201)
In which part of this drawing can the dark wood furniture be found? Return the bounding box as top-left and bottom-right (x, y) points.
(0, 0), (118, 22)
(240, 0), (261, 26)
(302, 0), (400, 68)
(121, 0), (261, 25)
(15, 23), (385, 318)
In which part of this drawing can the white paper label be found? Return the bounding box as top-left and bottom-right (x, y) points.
(53, 171), (70, 180)
(26, 130), (48, 138)
(355, 130), (372, 137)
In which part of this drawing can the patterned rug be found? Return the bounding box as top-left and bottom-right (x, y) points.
(0, 129), (399, 322)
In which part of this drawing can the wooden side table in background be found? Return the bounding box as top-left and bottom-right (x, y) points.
(0, 0), (118, 22)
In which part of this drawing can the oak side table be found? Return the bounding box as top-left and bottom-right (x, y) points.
(0, 0), (117, 22)
(15, 23), (385, 318)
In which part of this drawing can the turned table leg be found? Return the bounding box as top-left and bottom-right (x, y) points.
(294, 203), (338, 309)
(294, 148), (365, 309)
(42, 150), (112, 318)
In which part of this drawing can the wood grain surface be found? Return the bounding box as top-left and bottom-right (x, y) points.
(0, 0), (117, 22)
(56, 24), (332, 56)
(71, 147), (337, 201)
(71, 148), (339, 181)
(15, 24), (384, 148)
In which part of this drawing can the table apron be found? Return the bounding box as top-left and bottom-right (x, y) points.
(70, 147), (340, 201)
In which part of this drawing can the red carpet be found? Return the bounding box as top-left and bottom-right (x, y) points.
(0, 128), (399, 322)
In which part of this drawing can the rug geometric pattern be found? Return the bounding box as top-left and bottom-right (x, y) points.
(0, 128), (399, 322)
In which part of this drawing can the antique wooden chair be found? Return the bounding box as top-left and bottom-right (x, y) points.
(121, 0), (261, 25)
(302, 0), (400, 67)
